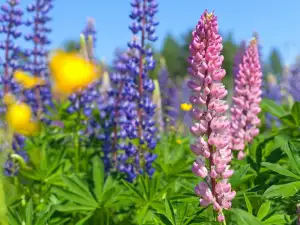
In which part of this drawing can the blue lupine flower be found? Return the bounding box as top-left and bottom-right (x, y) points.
(112, 0), (159, 181)
(23, 0), (54, 119)
(0, 0), (28, 176)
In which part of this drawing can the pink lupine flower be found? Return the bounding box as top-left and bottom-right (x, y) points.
(231, 38), (262, 159)
(187, 10), (235, 222)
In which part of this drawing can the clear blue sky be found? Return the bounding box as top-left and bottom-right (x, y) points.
(17, 0), (300, 65)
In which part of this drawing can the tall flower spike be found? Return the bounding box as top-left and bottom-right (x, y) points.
(0, 0), (23, 99)
(188, 10), (235, 222)
(0, 0), (28, 177)
(23, 0), (54, 118)
(231, 38), (262, 160)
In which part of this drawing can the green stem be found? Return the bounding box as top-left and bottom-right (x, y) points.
(74, 132), (80, 174)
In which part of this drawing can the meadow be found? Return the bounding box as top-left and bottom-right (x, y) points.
(0, 0), (300, 224)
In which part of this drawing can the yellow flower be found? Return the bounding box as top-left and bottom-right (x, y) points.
(14, 70), (46, 89)
(5, 101), (39, 136)
(3, 93), (16, 105)
(181, 103), (192, 111)
(49, 50), (101, 97)
(176, 139), (182, 145)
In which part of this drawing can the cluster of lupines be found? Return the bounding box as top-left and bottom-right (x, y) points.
(158, 58), (180, 129)
(188, 11), (235, 222)
(230, 38), (262, 159)
(0, 0), (29, 176)
(23, 0), (54, 118)
(109, 0), (159, 181)
(263, 74), (282, 127)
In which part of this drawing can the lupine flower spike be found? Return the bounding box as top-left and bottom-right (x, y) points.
(231, 38), (262, 160)
(188, 10), (235, 222)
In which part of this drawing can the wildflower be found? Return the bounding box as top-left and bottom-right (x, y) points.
(113, 0), (159, 181)
(231, 38), (262, 159)
(176, 139), (182, 145)
(14, 70), (46, 89)
(49, 51), (100, 97)
(5, 100), (39, 136)
(181, 103), (192, 111)
(188, 10), (235, 222)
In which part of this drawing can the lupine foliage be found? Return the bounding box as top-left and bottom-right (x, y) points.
(0, 1), (299, 225)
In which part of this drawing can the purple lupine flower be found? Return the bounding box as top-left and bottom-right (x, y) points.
(0, 0), (28, 176)
(107, 49), (140, 180)
(112, 0), (159, 181)
(23, 0), (54, 119)
(4, 134), (28, 176)
(231, 38), (263, 159)
(188, 11), (235, 222)
(188, 10), (235, 222)
(158, 57), (179, 129)
(263, 74), (282, 127)
(0, 0), (23, 97)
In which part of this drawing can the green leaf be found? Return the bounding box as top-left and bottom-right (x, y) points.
(7, 207), (21, 225)
(257, 201), (271, 220)
(52, 187), (97, 208)
(263, 181), (300, 198)
(165, 199), (176, 225)
(122, 180), (145, 201)
(92, 157), (104, 203)
(244, 193), (253, 214)
(261, 162), (300, 180)
(75, 212), (94, 225)
(155, 213), (173, 225)
(279, 114), (297, 127)
(61, 175), (98, 207)
(261, 99), (285, 118)
(283, 142), (300, 175)
(230, 164), (250, 188)
(55, 204), (95, 212)
(291, 102), (300, 125)
(231, 209), (265, 225)
(25, 199), (33, 225)
(263, 214), (290, 224)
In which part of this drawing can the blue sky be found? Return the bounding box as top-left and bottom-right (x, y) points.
(16, 0), (300, 65)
